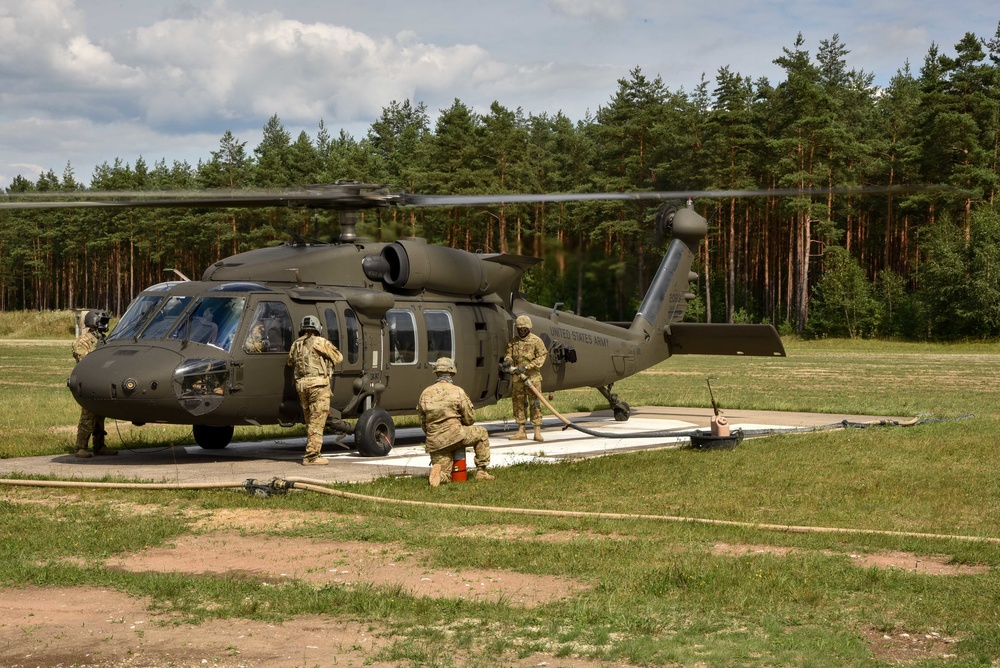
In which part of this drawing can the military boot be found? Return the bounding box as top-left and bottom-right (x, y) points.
(92, 429), (117, 456)
(75, 432), (92, 458)
(475, 468), (495, 481)
(510, 424), (527, 440)
(429, 463), (442, 487)
(533, 425), (544, 442)
(302, 456), (329, 466)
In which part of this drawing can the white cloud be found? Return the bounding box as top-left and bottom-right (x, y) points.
(547, 0), (630, 22)
(95, 6), (513, 130)
(2, 0), (998, 190)
(0, 0), (140, 92)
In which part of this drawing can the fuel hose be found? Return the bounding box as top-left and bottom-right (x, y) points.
(1, 475), (996, 545)
(518, 374), (970, 439)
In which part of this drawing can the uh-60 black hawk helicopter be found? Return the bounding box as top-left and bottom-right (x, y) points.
(5, 182), (794, 456)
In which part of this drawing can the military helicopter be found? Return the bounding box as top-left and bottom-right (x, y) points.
(4, 181), (797, 456)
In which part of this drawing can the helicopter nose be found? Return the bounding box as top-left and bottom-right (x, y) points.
(69, 345), (185, 423)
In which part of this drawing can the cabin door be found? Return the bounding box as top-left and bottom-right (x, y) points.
(320, 304), (365, 415)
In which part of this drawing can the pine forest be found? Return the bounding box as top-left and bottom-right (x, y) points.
(3, 29), (1000, 340)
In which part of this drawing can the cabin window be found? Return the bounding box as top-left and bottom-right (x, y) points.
(387, 309), (417, 365)
(424, 310), (454, 361)
(323, 308), (341, 350)
(344, 309), (360, 365)
(323, 308), (359, 364)
(169, 296), (247, 352)
(243, 301), (292, 353)
(107, 295), (164, 341)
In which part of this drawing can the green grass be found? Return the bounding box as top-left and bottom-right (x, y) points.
(0, 318), (302, 455)
(0, 309), (82, 339)
(3, 311), (1000, 666)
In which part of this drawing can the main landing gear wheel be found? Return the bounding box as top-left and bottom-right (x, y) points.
(354, 408), (394, 457)
(193, 424), (234, 449)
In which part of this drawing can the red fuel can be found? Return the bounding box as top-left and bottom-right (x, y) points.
(452, 449), (467, 482)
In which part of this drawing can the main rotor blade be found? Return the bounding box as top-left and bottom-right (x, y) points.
(1, 183), (950, 212)
(403, 184), (949, 207)
(0, 184), (403, 211)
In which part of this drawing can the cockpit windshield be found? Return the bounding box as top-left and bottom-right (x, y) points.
(106, 295), (164, 341)
(138, 296), (192, 340)
(169, 296), (246, 351)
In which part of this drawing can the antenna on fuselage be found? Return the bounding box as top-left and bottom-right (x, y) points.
(166, 268), (191, 281)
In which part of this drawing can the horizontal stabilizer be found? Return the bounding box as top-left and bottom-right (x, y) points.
(665, 323), (786, 357)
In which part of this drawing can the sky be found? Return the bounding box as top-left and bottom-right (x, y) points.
(1, 0), (998, 191)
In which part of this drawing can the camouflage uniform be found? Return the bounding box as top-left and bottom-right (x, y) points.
(287, 331), (343, 463)
(244, 322), (266, 353)
(504, 317), (547, 434)
(417, 365), (491, 485)
(72, 328), (108, 457)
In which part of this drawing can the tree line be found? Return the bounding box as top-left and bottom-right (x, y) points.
(2, 27), (1000, 339)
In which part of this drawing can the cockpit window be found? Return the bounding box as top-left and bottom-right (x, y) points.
(243, 301), (292, 353)
(106, 295), (163, 341)
(169, 296), (247, 351)
(137, 295), (192, 340)
(144, 281), (184, 293)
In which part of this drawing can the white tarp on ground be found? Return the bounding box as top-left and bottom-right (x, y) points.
(184, 416), (797, 469)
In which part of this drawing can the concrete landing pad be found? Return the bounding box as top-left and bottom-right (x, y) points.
(0, 407), (911, 485)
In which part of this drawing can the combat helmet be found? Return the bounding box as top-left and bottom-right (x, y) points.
(432, 357), (457, 375)
(299, 315), (322, 334)
(83, 309), (111, 333)
(515, 314), (532, 330)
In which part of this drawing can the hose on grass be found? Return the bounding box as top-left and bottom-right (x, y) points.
(2, 475), (997, 546)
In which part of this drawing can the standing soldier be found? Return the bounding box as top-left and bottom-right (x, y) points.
(72, 310), (115, 458)
(417, 357), (493, 486)
(504, 314), (548, 441)
(287, 315), (343, 466)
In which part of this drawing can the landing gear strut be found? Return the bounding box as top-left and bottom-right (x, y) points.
(597, 384), (631, 422)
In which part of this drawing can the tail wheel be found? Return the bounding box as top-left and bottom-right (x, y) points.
(598, 384), (631, 422)
(354, 408), (394, 457)
(193, 424), (234, 449)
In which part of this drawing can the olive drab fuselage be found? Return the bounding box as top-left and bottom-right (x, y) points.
(68, 208), (786, 454)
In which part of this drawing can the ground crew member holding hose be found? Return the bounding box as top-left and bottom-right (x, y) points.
(287, 315), (342, 466)
(504, 314), (547, 441)
(417, 357), (493, 486)
(72, 310), (115, 458)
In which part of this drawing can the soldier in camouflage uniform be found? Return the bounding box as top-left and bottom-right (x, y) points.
(417, 357), (493, 486)
(287, 315), (343, 465)
(244, 322), (266, 353)
(72, 310), (116, 458)
(504, 314), (547, 441)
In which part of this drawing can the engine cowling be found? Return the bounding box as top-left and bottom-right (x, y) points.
(381, 239), (490, 295)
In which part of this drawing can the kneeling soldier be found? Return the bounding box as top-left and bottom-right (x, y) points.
(417, 357), (493, 486)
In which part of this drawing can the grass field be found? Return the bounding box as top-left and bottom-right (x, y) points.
(2, 311), (999, 666)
